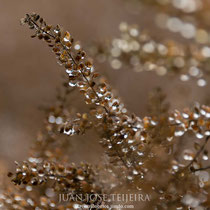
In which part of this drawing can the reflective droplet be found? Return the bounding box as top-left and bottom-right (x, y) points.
(183, 149), (194, 161)
(196, 133), (204, 139)
(197, 79), (206, 87)
(175, 129), (185, 137)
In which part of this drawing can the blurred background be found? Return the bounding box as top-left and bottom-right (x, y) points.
(0, 0), (209, 172)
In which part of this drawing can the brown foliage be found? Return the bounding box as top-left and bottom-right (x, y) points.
(1, 10), (210, 209)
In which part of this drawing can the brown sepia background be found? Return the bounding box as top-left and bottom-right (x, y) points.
(0, 0), (209, 172)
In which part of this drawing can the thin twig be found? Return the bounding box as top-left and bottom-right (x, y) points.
(193, 166), (210, 172)
(180, 135), (210, 172)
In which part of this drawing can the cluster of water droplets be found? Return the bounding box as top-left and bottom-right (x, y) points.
(95, 22), (209, 87)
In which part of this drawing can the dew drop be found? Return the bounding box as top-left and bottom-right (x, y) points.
(133, 170), (139, 175)
(174, 129), (185, 137)
(48, 115), (55, 123)
(196, 133), (204, 139)
(203, 154), (208, 160)
(69, 81), (77, 87)
(197, 79), (206, 87)
(183, 149), (194, 161)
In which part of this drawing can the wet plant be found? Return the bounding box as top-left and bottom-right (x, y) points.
(0, 12), (210, 210)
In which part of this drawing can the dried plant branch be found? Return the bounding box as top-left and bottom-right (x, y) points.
(21, 13), (144, 172)
(186, 136), (210, 171)
(3, 12), (210, 210)
(194, 165), (210, 172)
